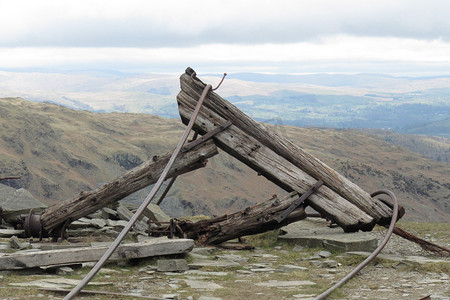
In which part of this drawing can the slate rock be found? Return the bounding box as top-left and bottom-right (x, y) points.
(9, 235), (22, 249)
(0, 184), (47, 223)
(183, 279), (223, 290)
(189, 260), (240, 269)
(321, 260), (338, 268)
(255, 280), (316, 287)
(145, 204), (171, 223)
(157, 259), (189, 272)
(318, 250), (332, 258)
(0, 229), (24, 238)
(279, 264), (308, 272)
(55, 266), (74, 276)
(292, 245), (304, 252)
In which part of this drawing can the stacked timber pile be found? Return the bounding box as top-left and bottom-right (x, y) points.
(175, 67), (397, 241)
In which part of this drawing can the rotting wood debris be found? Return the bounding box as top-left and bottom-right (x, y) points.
(2, 67), (449, 261)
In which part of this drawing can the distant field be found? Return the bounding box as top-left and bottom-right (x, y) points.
(0, 70), (449, 137)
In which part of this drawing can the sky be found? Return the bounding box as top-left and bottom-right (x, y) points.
(1, 0), (450, 75)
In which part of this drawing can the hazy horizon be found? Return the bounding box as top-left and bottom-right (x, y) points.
(1, 1), (450, 76)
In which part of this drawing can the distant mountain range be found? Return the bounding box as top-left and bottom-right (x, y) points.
(0, 70), (449, 137)
(0, 97), (449, 223)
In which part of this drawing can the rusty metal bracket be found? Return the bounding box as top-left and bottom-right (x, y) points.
(181, 120), (232, 152)
(275, 180), (324, 223)
(148, 219), (176, 238)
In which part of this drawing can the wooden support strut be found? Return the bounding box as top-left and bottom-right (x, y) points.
(177, 85), (375, 231)
(40, 140), (218, 236)
(179, 67), (394, 225)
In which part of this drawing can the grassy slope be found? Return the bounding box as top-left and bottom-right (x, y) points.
(0, 97), (448, 222)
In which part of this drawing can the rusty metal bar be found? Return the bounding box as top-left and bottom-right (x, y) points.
(182, 120), (232, 152)
(155, 177), (177, 206)
(275, 180), (323, 223)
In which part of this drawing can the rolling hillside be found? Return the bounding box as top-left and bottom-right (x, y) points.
(0, 70), (449, 136)
(0, 97), (449, 223)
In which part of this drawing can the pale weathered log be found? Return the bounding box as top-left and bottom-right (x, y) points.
(179, 68), (393, 224)
(177, 96), (375, 231)
(0, 238), (194, 270)
(175, 192), (308, 245)
(40, 140), (218, 234)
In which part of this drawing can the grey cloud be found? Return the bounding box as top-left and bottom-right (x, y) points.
(2, 1), (450, 47)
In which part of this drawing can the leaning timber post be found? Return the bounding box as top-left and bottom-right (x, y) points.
(175, 192), (308, 245)
(179, 68), (394, 225)
(40, 140), (218, 236)
(178, 91), (375, 232)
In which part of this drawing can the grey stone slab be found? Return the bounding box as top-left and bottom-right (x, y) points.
(250, 268), (276, 273)
(157, 259), (189, 272)
(255, 280), (316, 287)
(117, 204), (148, 232)
(0, 184), (47, 223)
(87, 218), (107, 228)
(185, 270), (228, 276)
(0, 238), (194, 270)
(106, 219), (128, 227)
(191, 247), (217, 255)
(293, 294), (316, 299)
(0, 243), (11, 251)
(102, 207), (119, 219)
(0, 229), (24, 238)
(279, 264), (308, 272)
(145, 204), (171, 223)
(346, 251), (450, 265)
(55, 266), (74, 275)
(317, 250), (332, 258)
(321, 260), (338, 268)
(184, 279), (223, 290)
(279, 218), (378, 252)
(9, 278), (111, 289)
(215, 254), (248, 262)
(189, 260), (240, 269)
(39, 243), (91, 251)
(9, 236), (21, 249)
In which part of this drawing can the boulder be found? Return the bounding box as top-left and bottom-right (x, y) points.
(0, 184), (47, 223)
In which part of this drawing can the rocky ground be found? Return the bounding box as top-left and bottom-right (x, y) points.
(0, 220), (448, 300)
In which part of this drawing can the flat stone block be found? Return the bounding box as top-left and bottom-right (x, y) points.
(278, 218), (378, 252)
(189, 260), (240, 269)
(255, 280), (316, 287)
(157, 259), (189, 272)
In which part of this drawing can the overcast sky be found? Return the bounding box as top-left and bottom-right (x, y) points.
(1, 0), (450, 75)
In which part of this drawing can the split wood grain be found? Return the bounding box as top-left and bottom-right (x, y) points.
(40, 140), (218, 235)
(177, 95), (374, 231)
(179, 68), (393, 225)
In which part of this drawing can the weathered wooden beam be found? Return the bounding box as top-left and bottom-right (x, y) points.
(0, 238), (194, 270)
(174, 192), (308, 245)
(179, 68), (393, 225)
(40, 140), (218, 235)
(177, 95), (375, 232)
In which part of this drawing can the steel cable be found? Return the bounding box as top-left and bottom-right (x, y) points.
(63, 74), (219, 299)
(314, 189), (399, 300)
